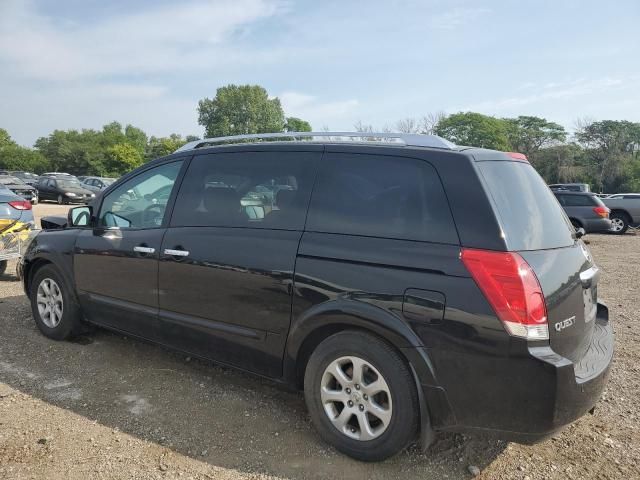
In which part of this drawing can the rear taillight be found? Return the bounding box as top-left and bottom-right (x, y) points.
(8, 200), (32, 210)
(506, 152), (528, 162)
(461, 248), (548, 340)
(593, 206), (609, 218)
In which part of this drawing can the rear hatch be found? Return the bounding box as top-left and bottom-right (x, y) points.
(476, 160), (598, 362)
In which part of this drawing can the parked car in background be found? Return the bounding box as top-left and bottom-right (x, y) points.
(20, 132), (613, 462)
(553, 191), (611, 233)
(36, 176), (95, 204)
(9, 171), (39, 186)
(549, 183), (591, 192)
(81, 176), (116, 193)
(602, 193), (640, 234)
(0, 176), (38, 204)
(0, 184), (34, 275)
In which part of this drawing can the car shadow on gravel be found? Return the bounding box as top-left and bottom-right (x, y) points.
(0, 293), (506, 479)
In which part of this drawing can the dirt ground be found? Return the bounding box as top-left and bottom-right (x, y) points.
(0, 204), (638, 479)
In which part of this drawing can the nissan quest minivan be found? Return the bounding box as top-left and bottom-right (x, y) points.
(20, 132), (613, 461)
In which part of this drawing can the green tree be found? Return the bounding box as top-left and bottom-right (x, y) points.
(504, 116), (566, 159)
(575, 120), (640, 192)
(434, 112), (511, 150)
(197, 85), (286, 137)
(106, 143), (144, 174)
(0, 129), (50, 172)
(145, 134), (189, 161)
(285, 117), (312, 132)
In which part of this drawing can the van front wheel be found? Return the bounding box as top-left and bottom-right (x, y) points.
(304, 331), (419, 461)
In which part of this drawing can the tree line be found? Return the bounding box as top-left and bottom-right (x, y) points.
(1, 84), (639, 193)
(359, 112), (640, 193)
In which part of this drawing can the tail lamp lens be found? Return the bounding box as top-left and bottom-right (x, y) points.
(593, 206), (609, 218)
(461, 248), (549, 340)
(8, 200), (32, 210)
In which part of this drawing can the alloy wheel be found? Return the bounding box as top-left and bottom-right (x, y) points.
(36, 278), (64, 328)
(610, 217), (624, 232)
(320, 356), (392, 441)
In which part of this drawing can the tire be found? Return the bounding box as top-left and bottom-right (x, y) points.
(304, 331), (419, 461)
(0, 260), (7, 275)
(57, 194), (64, 205)
(29, 265), (83, 340)
(570, 219), (582, 230)
(32, 197), (38, 205)
(610, 212), (629, 235)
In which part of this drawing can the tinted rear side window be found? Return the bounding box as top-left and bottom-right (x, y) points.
(171, 151), (318, 230)
(306, 153), (458, 244)
(477, 161), (574, 251)
(556, 194), (598, 207)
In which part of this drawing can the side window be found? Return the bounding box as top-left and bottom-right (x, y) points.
(49, 179), (57, 188)
(563, 195), (594, 207)
(306, 153), (459, 244)
(171, 151), (318, 230)
(99, 161), (182, 229)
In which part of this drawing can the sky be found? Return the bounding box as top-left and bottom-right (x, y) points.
(1, 0), (639, 146)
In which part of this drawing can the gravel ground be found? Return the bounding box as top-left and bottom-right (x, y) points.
(0, 204), (638, 479)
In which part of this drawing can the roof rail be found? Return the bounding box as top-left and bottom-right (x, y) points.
(174, 131), (456, 153)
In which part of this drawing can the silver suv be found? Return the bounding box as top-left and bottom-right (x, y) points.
(603, 194), (640, 234)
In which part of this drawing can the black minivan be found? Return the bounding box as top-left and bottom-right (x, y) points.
(20, 133), (613, 461)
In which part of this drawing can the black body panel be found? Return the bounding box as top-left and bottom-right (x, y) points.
(157, 226), (301, 377)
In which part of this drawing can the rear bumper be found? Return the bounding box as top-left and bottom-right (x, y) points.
(583, 217), (612, 233)
(425, 302), (613, 442)
(511, 301), (614, 442)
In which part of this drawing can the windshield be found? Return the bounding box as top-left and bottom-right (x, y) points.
(58, 179), (83, 189)
(477, 161), (575, 251)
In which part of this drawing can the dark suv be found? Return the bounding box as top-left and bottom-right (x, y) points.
(19, 133), (613, 461)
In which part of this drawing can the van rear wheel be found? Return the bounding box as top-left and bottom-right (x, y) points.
(304, 331), (419, 461)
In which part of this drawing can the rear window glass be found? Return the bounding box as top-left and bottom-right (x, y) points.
(555, 194), (600, 207)
(306, 153), (459, 244)
(477, 161), (574, 251)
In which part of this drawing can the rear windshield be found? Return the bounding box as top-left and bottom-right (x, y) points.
(555, 193), (602, 207)
(477, 161), (575, 251)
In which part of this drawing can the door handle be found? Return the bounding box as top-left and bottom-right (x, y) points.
(133, 246), (155, 254)
(164, 248), (189, 257)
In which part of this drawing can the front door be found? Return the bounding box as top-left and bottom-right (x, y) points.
(74, 161), (184, 338)
(157, 148), (321, 377)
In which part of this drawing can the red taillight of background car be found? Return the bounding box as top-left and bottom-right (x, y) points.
(8, 200), (32, 210)
(506, 152), (529, 162)
(461, 248), (548, 340)
(593, 206), (609, 218)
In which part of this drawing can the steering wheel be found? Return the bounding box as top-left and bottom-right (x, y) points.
(142, 204), (164, 226)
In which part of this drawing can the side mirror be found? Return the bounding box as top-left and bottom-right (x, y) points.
(575, 227), (586, 239)
(68, 206), (93, 227)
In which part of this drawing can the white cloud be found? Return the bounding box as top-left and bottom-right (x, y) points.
(0, 0), (284, 81)
(428, 7), (491, 30)
(280, 92), (359, 129)
(454, 77), (633, 113)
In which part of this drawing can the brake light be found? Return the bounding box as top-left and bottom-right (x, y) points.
(593, 206), (609, 218)
(8, 200), (32, 210)
(506, 152), (528, 162)
(461, 248), (548, 340)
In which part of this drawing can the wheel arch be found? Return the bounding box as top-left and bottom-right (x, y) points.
(609, 208), (631, 221)
(284, 299), (428, 387)
(285, 302), (442, 448)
